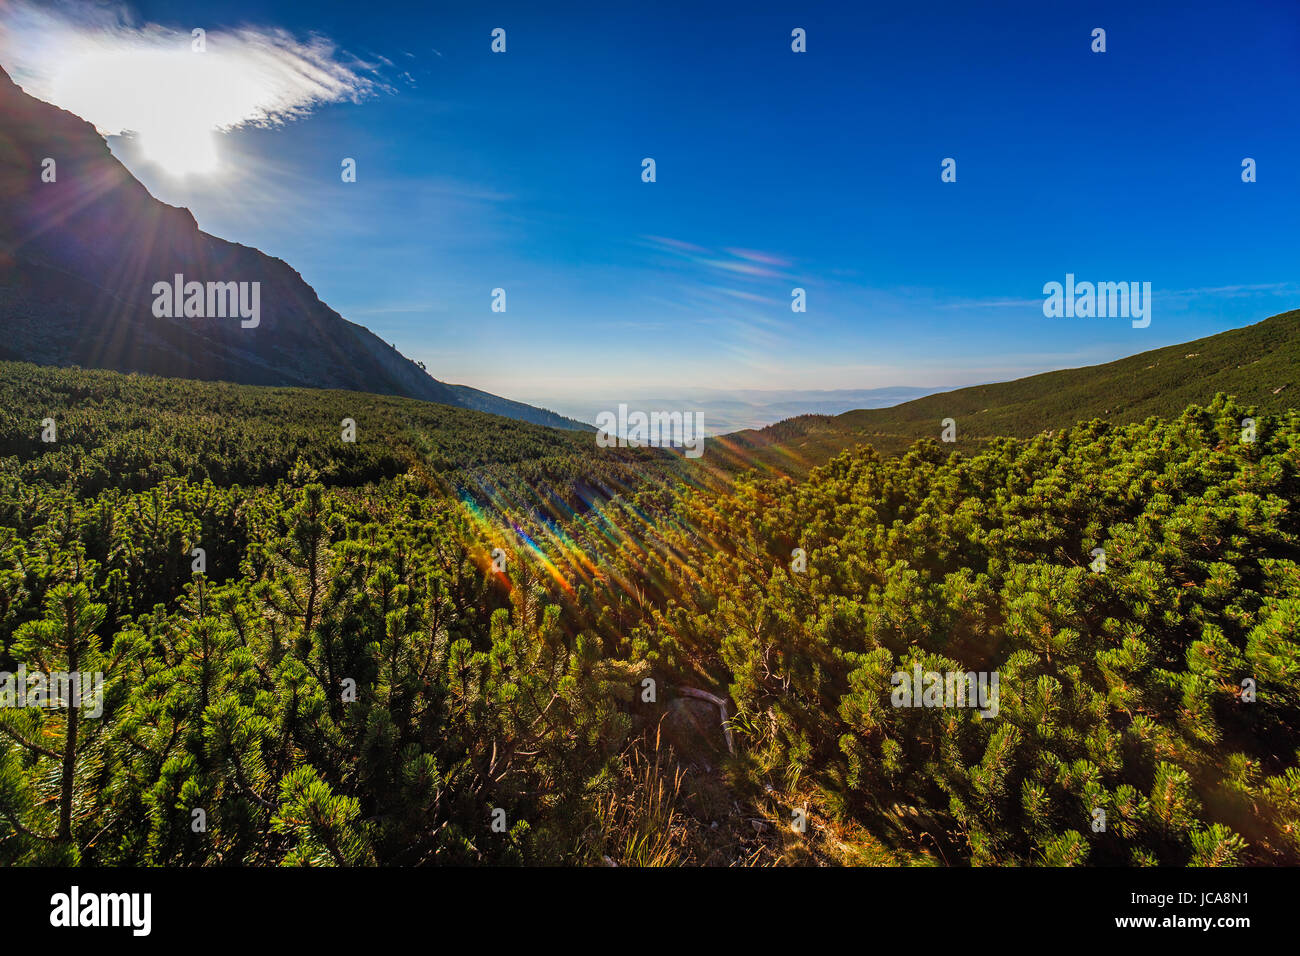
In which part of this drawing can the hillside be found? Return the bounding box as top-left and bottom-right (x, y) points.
(714, 309), (1300, 474)
(0, 360), (668, 507)
(0, 63), (583, 431)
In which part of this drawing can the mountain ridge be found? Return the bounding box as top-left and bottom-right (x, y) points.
(711, 309), (1299, 473)
(0, 62), (585, 431)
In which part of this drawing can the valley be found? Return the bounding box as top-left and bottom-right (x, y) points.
(1, 314), (1296, 865)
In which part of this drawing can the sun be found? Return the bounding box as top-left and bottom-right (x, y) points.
(2, 9), (378, 186)
(44, 48), (227, 178)
(139, 125), (219, 178)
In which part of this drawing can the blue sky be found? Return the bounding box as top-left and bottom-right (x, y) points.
(4, 0), (1298, 411)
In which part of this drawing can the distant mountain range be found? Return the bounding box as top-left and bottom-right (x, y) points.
(526, 386), (951, 434)
(0, 63), (584, 431)
(713, 309), (1300, 474)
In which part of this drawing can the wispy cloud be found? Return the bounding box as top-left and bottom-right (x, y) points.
(640, 235), (795, 281)
(709, 287), (778, 305)
(723, 248), (791, 268)
(940, 282), (1298, 311)
(1161, 282), (1298, 300)
(641, 235), (708, 255)
(937, 296), (1045, 310)
(0, 0), (386, 172)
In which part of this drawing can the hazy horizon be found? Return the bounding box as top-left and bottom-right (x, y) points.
(503, 385), (952, 431)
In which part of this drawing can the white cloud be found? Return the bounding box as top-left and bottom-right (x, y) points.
(0, 0), (386, 174)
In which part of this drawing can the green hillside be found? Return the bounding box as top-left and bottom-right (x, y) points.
(1, 328), (1298, 867)
(0, 360), (675, 506)
(715, 309), (1299, 473)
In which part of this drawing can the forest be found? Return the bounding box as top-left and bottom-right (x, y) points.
(1, 359), (1297, 866)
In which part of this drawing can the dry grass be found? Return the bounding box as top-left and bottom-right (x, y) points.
(584, 729), (690, 867)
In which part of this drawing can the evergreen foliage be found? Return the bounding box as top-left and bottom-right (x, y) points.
(1, 357), (1296, 866)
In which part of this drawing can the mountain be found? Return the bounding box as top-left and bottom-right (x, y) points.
(713, 309), (1300, 474)
(0, 63), (584, 431)
(444, 383), (591, 430)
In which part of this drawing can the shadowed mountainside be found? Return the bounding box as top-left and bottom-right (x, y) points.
(0, 63), (584, 431)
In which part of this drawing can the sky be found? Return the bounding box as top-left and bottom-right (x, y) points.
(1, 0), (1297, 415)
